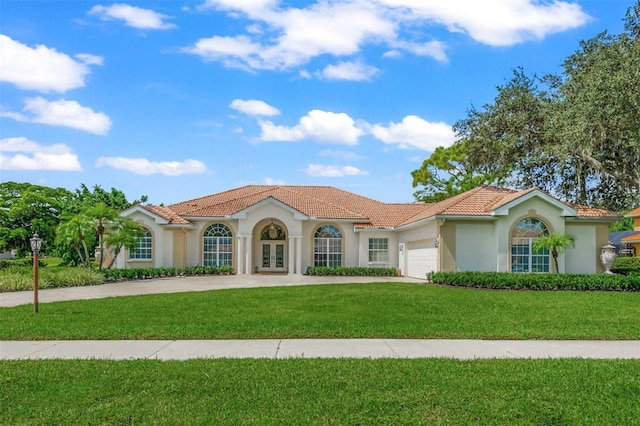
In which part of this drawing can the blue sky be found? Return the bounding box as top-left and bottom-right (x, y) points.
(0, 0), (634, 205)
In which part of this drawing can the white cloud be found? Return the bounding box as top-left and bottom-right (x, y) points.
(96, 157), (207, 176)
(304, 164), (368, 177)
(2, 97), (112, 135)
(0, 137), (82, 171)
(230, 99), (280, 116)
(371, 115), (456, 151)
(186, 0), (589, 72)
(186, 1), (396, 70)
(89, 4), (176, 30)
(319, 60), (378, 81)
(259, 110), (364, 145)
(0, 35), (102, 93)
(378, 0), (590, 46)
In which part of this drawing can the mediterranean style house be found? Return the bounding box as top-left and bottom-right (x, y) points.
(116, 185), (619, 278)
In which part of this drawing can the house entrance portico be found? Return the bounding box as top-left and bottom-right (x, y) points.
(257, 221), (287, 273)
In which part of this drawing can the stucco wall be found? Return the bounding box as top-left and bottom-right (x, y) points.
(454, 222), (496, 271)
(564, 223), (596, 273)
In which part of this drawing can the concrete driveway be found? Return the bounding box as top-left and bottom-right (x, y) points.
(0, 274), (425, 308)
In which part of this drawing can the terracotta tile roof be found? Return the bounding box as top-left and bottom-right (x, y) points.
(139, 204), (191, 225)
(564, 203), (622, 219)
(621, 232), (640, 243)
(141, 185), (620, 228)
(625, 207), (640, 217)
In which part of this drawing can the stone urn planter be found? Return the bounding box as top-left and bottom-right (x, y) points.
(600, 243), (618, 274)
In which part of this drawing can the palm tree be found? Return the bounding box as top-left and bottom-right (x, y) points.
(104, 218), (145, 269)
(533, 231), (575, 274)
(55, 213), (94, 267)
(85, 202), (119, 270)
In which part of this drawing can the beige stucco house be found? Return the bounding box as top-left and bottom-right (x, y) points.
(620, 206), (640, 256)
(116, 185), (619, 278)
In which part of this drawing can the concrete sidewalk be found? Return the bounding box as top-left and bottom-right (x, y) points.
(2, 339), (639, 360)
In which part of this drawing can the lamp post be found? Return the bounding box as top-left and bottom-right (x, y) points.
(30, 233), (42, 313)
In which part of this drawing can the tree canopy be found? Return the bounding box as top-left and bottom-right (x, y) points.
(0, 181), (147, 262)
(412, 2), (640, 212)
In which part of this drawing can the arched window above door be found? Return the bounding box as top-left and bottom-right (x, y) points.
(260, 222), (286, 240)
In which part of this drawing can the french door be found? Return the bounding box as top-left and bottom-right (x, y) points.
(261, 242), (286, 272)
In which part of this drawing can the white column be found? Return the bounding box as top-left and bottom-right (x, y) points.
(245, 235), (252, 274)
(288, 237), (295, 274)
(295, 235), (303, 274)
(236, 235), (244, 274)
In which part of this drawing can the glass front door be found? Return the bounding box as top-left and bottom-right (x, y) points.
(261, 243), (285, 271)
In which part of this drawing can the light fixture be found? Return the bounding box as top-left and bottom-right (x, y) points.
(268, 221), (278, 239)
(30, 233), (42, 314)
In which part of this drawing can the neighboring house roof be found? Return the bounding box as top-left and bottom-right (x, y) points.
(621, 232), (640, 244)
(132, 185), (620, 229)
(625, 207), (640, 217)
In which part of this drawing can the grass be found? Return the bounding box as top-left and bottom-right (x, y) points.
(1, 358), (639, 425)
(1, 283), (639, 340)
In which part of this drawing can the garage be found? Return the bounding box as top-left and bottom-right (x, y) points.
(405, 239), (438, 279)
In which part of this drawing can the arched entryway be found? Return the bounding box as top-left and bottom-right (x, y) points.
(257, 221), (287, 273)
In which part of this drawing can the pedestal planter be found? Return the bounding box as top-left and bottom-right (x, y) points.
(600, 243), (618, 274)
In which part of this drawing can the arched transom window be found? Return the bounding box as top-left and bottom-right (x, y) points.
(129, 228), (152, 260)
(314, 224), (342, 267)
(203, 223), (233, 267)
(511, 218), (550, 273)
(260, 223), (286, 240)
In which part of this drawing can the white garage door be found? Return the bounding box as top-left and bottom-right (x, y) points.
(406, 240), (438, 279)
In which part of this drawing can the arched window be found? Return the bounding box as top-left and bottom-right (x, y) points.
(314, 224), (342, 267)
(511, 218), (550, 273)
(260, 223), (286, 240)
(129, 228), (152, 260)
(203, 223), (233, 267)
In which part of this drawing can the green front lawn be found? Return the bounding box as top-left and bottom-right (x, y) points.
(2, 358), (638, 425)
(2, 283), (639, 340)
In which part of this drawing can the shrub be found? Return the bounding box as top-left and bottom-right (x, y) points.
(0, 267), (105, 292)
(426, 271), (640, 291)
(100, 265), (234, 282)
(306, 266), (397, 276)
(611, 257), (640, 275)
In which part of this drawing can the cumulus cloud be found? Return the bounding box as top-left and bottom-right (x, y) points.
(378, 0), (590, 46)
(319, 60), (378, 81)
(304, 164), (368, 177)
(1, 97), (112, 135)
(259, 110), (364, 145)
(89, 3), (176, 30)
(230, 99), (280, 116)
(0, 35), (102, 93)
(371, 115), (456, 151)
(186, 1), (397, 70)
(0, 136), (82, 171)
(96, 157), (207, 176)
(185, 0), (589, 73)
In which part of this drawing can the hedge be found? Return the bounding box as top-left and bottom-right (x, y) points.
(611, 257), (640, 275)
(305, 266), (398, 276)
(426, 271), (640, 291)
(101, 265), (234, 281)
